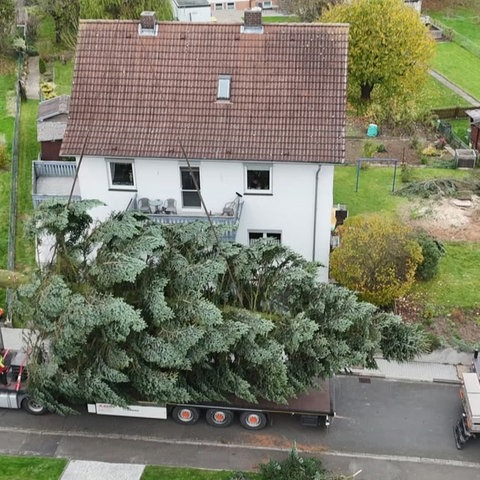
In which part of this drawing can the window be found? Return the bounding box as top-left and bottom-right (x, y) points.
(217, 75), (231, 100)
(249, 231), (281, 246)
(107, 159), (135, 189)
(180, 166), (201, 208)
(227, 2), (235, 9)
(245, 165), (271, 193)
(215, 3), (223, 9)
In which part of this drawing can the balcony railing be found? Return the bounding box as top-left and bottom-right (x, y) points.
(128, 194), (244, 242)
(32, 160), (81, 208)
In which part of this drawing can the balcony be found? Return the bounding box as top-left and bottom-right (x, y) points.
(32, 160), (81, 208)
(128, 194), (244, 242)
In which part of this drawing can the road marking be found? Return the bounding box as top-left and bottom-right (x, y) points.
(0, 426), (479, 469)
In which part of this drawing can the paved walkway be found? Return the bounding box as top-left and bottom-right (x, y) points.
(429, 69), (480, 107)
(60, 460), (144, 480)
(25, 56), (40, 100)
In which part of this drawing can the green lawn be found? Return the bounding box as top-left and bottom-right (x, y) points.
(142, 466), (259, 480)
(333, 166), (469, 218)
(422, 76), (472, 109)
(428, 8), (480, 45)
(433, 42), (480, 100)
(0, 60), (16, 305)
(54, 60), (74, 95)
(0, 455), (67, 480)
(262, 15), (300, 23)
(412, 242), (480, 309)
(447, 118), (471, 142)
(16, 100), (39, 274)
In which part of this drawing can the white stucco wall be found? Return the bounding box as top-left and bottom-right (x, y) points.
(75, 156), (334, 281)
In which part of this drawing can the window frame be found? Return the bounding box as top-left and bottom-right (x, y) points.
(244, 164), (272, 194)
(217, 74), (232, 101)
(106, 158), (136, 191)
(180, 165), (201, 208)
(248, 231), (282, 246)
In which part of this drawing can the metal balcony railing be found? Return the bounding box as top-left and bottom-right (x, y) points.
(32, 160), (81, 208)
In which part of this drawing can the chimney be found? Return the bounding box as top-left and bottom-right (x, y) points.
(242, 7), (263, 34)
(139, 11), (157, 36)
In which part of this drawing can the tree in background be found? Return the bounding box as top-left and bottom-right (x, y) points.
(13, 201), (425, 413)
(80, 0), (172, 20)
(321, 0), (435, 124)
(330, 214), (423, 307)
(278, 0), (340, 23)
(0, 0), (16, 53)
(35, 0), (172, 46)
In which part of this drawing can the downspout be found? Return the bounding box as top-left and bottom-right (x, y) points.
(312, 165), (322, 261)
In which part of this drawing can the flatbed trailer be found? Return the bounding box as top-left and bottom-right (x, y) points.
(454, 350), (480, 449)
(88, 378), (335, 430)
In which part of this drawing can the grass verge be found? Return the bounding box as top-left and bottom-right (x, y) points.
(142, 466), (259, 480)
(0, 455), (67, 480)
(16, 99), (39, 275)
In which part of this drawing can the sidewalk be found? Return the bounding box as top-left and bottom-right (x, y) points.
(351, 348), (473, 384)
(60, 460), (145, 480)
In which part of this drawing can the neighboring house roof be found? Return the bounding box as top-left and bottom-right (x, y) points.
(174, 0), (210, 7)
(37, 95), (71, 142)
(466, 109), (480, 124)
(61, 17), (349, 164)
(38, 95), (71, 122)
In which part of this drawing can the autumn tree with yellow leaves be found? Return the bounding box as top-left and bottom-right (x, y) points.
(321, 0), (435, 124)
(330, 214), (423, 307)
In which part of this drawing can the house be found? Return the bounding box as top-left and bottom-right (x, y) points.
(36, 95), (70, 161)
(172, 0), (212, 22)
(404, 0), (422, 13)
(212, 0), (277, 14)
(34, 10), (349, 281)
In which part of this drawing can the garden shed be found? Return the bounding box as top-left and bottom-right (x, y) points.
(465, 109), (480, 151)
(37, 95), (70, 161)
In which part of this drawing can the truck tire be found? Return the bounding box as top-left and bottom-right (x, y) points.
(205, 408), (234, 428)
(171, 406), (200, 425)
(21, 397), (47, 415)
(239, 411), (267, 430)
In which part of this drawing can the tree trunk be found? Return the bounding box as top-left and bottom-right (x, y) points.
(360, 83), (374, 101)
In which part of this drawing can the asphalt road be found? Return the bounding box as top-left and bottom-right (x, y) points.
(0, 376), (479, 479)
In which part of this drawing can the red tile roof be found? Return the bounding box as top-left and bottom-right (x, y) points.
(61, 20), (348, 164)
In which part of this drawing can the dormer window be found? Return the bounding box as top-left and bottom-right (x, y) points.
(217, 75), (231, 101)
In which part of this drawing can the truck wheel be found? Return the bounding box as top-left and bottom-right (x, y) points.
(206, 408), (233, 428)
(21, 398), (47, 415)
(172, 406), (200, 425)
(239, 411), (267, 430)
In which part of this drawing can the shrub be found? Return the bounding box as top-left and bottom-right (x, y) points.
(259, 445), (327, 480)
(39, 57), (46, 75)
(40, 81), (56, 99)
(363, 140), (377, 158)
(400, 163), (413, 183)
(0, 144), (10, 171)
(229, 473), (251, 480)
(330, 214), (423, 307)
(26, 45), (38, 57)
(414, 231), (445, 281)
